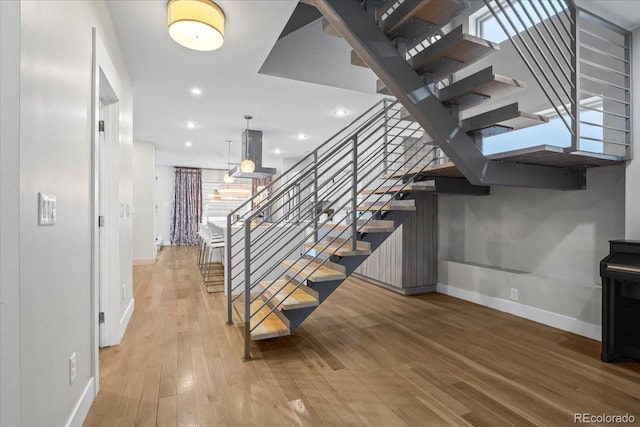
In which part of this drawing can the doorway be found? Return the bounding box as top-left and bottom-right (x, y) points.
(91, 28), (123, 394)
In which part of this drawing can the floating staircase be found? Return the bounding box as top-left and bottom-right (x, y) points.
(226, 0), (632, 359)
(313, 0), (630, 189)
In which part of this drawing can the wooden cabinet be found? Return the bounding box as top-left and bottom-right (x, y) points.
(355, 194), (438, 295)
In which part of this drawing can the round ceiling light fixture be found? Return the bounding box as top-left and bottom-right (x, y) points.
(334, 109), (348, 117)
(167, 0), (225, 51)
(240, 159), (255, 174)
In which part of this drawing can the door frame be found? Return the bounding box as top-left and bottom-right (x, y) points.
(91, 28), (123, 393)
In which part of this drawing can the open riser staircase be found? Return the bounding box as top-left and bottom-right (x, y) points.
(226, 101), (442, 359)
(225, 0), (632, 360)
(313, 0), (631, 188)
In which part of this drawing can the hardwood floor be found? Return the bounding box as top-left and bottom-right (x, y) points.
(84, 246), (640, 426)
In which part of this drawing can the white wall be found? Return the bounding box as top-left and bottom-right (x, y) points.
(0, 1), (21, 425)
(438, 166), (625, 338)
(18, 1), (133, 426)
(133, 142), (156, 260)
(156, 165), (174, 246)
(625, 26), (640, 238)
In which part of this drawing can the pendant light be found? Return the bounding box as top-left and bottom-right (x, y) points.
(167, 0), (225, 51)
(223, 140), (235, 183)
(240, 115), (256, 174)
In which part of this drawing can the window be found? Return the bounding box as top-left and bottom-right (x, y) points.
(472, 0), (567, 44)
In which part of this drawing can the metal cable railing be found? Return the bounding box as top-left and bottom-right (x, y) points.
(483, 0), (575, 134)
(575, 7), (631, 157)
(225, 100), (439, 359)
(481, 0), (631, 158)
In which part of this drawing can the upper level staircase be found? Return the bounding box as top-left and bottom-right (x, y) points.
(313, 0), (631, 188)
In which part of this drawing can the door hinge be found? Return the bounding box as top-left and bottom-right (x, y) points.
(98, 216), (105, 227)
(99, 312), (105, 324)
(98, 120), (105, 132)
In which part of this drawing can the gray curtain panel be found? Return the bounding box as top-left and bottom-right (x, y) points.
(170, 167), (203, 245)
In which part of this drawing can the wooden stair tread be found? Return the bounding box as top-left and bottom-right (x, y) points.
(362, 182), (436, 194)
(357, 200), (416, 211)
(377, 0), (468, 35)
(386, 161), (463, 178)
(258, 280), (319, 310)
(303, 238), (371, 256)
(281, 259), (346, 282)
(437, 66), (526, 109)
(250, 301), (290, 340)
(322, 220), (396, 233)
(409, 25), (499, 77)
(461, 102), (548, 137)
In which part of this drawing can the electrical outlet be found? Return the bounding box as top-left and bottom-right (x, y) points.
(510, 288), (519, 301)
(69, 352), (77, 384)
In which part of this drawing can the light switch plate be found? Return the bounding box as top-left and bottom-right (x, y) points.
(38, 192), (56, 225)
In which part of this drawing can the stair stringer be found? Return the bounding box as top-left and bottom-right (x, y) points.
(311, 0), (585, 190)
(283, 210), (413, 333)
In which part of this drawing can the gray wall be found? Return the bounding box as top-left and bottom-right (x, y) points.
(438, 165), (625, 332)
(1, 1), (21, 425)
(18, 1), (133, 425)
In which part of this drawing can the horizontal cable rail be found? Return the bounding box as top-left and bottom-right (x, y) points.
(482, 0), (576, 136)
(575, 6), (631, 157)
(481, 0), (631, 158)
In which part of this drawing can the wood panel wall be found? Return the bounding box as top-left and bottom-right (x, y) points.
(355, 194), (438, 293)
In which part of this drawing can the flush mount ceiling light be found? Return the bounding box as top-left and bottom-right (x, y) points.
(334, 109), (348, 117)
(297, 133), (308, 140)
(167, 0), (225, 51)
(185, 141), (192, 147)
(190, 87), (202, 95)
(186, 121), (195, 129)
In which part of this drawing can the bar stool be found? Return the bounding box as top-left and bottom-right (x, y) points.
(200, 226), (225, 292)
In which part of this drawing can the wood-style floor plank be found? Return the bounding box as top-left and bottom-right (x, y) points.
(85, 246), (640, 426)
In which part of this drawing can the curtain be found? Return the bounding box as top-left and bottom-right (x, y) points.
(170, 167), (202, 245)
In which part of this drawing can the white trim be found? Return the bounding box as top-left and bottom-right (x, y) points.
(91, 27), (125, 393)
(437, 283), (602, 341)
(118, 298), (135, 342)
(64, 377), (96, 427)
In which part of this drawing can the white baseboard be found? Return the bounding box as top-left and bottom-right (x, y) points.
(118, 298), (135, 342)
(65, 377), (95, 427)
(437, 283), (601, 341)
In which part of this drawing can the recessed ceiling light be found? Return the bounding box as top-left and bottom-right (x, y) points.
(274, 148), (281, 155)
(297, 133), (308, 140)
(334, 109), (348, 117)
(191, 87), (202, 96)
(187, 121), (195, 129)
(185, 141), (192, 147)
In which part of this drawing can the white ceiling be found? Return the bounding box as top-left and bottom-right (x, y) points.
(106, 0), (381, 170)
(106, 0), (638, 170)
(575, 0), (640, 30)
